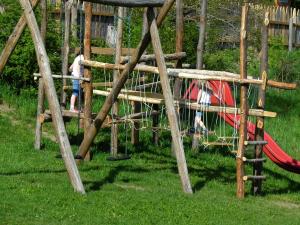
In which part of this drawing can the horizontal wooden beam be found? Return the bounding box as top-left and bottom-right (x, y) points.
(93, 90), (277, 118)
(75, 47), (136, 56)
(120, 52), (187, 64)
(83, 60), (296, 90)
(33, 73), (91, 82)
(80, 0), (165, 7)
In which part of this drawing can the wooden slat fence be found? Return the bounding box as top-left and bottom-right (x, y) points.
(48, 0), (115, 39)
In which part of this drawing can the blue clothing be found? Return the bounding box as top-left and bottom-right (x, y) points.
(72, 79), (80, 97)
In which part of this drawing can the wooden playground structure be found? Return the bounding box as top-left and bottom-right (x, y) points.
(0, 0), (298, 198)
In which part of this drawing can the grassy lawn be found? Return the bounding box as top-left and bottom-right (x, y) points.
(1, 86), (300, 225)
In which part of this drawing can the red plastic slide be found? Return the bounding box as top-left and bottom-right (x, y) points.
(184, 80), (300, 174)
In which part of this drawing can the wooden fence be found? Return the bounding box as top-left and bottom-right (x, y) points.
(249, 5), (300, 48)
(48, 0), (115, 40)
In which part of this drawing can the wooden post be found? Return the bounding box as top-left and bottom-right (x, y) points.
(148, 7), (192, 194)
(0, 0), (40, 75)
(83, 2), (93, 161)
(111, 7), (125, 157)
(19, 0), (85, 194)
(71, 0), (78, 38)
(61, 1), (72, 107)
(236, 4), (249, 199)
(131, 101), (141, 145)
(34, 0), (47, 150)
(288, 16), (293, 52)
(76, 0), (175, 161)
(252, 12), (269, 195)
(130, 9), (148, 146)
(196, 0), (207, 69)
(152, 104), (159, 145)
(192, 0), (207, 150)
(171, 0), (183, 156)
(34, 78), (45, 149)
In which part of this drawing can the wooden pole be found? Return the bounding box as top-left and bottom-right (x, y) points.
(0, 0), (40, 75)
(132, 8), (147, 146)
(131, 101), (141, 145)
(79, 0), (165, 7)
(71, 0), (78, 38)
(34, 0), (47, 150)
(172, 0), (183, 155)
(111, 7), (125, 157)
(288, 17), (293, 52)
(61, 1), (72, 107)
(152, 104), (159, 145)
(19, 0), (85, 194)
(196, 0), (207, 69)
(236, 4), (249, 199)
(83, 2), (93, 161)
(192, 0), (208, 149)
(252, 12), (269, 195)
(148, 7), (192, 194)
(76, 0), (176, 161)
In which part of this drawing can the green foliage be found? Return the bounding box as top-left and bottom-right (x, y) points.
(268, 38), (300, 82)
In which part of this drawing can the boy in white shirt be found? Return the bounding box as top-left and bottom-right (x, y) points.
(69, 54), (84, 112)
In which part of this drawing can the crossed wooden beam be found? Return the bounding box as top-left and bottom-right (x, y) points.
(1, 0), (193, 194)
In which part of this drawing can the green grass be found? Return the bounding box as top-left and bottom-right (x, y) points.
(1, 85), (300, 225)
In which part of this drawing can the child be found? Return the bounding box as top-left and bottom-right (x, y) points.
(69, 53), (84, 112)
(194, 80), (212, 135)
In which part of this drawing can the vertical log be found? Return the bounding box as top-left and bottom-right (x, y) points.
(0, 0), (40, 75)
(171, 0), (183, 155)
(131, 9), (147, 145)
(34, 78), (45, 149)
(19, 0), (85, 194)
(288, 17), (293, 51)
(76, 0), (175, 161)
(34, 0), (47, 150)
(131, 101), (141, 145)
(61, 1), (72, 107)
(111, 7), (125, 156)
(148, 7), (192, 194)
(71, 0), (78, 38)
(196, 0), (207, 69)
(192, 0), (207, 150)
(83, 2), (93, 161)
(152, 104), (159, 145)
(252, 12), (269, 195)
(236, 4), (249, 199)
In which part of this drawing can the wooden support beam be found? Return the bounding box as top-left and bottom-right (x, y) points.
(120, 52), (186, 64)
(33, 73), (91, 82)
(236, 5), (249, 199)
(152, 104), (159, 145)
(19, 0), (85, 194)
(111, 7), (125, 157)
(61, 1), (72, 107)
(83, 2), (93, 161)
(131, 101), (141, 145)
(80, 0), (165, 7)
(196, 0), (207, 69)
(0, 0), (40, 75)
(35, 78), (45, 149)
(252, 12), (269, 196)
(75, 47), (136, 56)
(82, 60), (297, 90)
(76, 0), (176, 162)
(34, 0), (47, 150)
(147, 7), (192, 194)
(93, 89), (277, 118)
